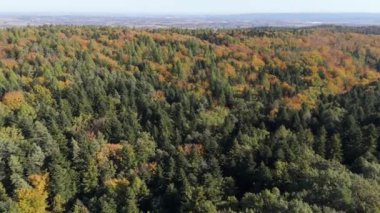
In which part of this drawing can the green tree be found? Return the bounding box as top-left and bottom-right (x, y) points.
(343, 115), (363, 163)
(82, 158), (98, 194)
(314, 127), (327, 158)
(327, 134), (343, 162)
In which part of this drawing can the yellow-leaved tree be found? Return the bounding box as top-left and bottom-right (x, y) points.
(1, 91), (25, 109)
(15, 173), (49, 213)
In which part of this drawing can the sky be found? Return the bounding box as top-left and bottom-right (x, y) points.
(1, 0), (380, 15)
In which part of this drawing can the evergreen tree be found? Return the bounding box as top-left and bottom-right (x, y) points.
(343, 115), (364, 163)
(327, 134), (343, 162)
(314, 127), (327, 158)
(82, 159), (98, 194)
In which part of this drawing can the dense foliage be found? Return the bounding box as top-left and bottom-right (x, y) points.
(1, 26), (380, 212)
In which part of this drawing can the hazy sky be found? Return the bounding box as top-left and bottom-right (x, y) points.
(1, 0), (380, 15)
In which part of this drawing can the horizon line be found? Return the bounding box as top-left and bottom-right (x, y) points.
(1, 11), (380, 17)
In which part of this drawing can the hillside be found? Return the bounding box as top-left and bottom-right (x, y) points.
(1, 26), (380, 212)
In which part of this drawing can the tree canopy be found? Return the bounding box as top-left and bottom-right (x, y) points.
(0, 26), (380, 212)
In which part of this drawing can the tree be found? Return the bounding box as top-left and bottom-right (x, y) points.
(71, 199), (90, 213)
(82, 158), (98, 194)
(99, 195), (117, 213)
(343, 115), (363, 163)
(0, 183), (11, 212)
(241, 188), (288, 212)
(52, 194), (65, 213)
(49, 153), (77, 208)
(1, 91), (25, 109)
(15, 173), (49, 213)
(121, 144), (137, 171)
(135, 132), (156, 163)
(364, 124), (377, 155)
(25, 144), (45, 176)
(9, 155), (28, 190)
(327, 134), (343, 162)
(314, 127), (327, 158)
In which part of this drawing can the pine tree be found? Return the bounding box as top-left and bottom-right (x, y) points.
(327, 133), (343, 162)
(82, 159), (98, 194)
(314, 127), (327, 158)
(343, 115), (363, 163)
(364, 124), (378, 155)
(72, 199), (89, 213)
(9, 155), (28, 190)
(0, 183), (11, 212)
(99, 195), (117, 213)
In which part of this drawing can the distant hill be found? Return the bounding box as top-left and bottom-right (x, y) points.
(1, 13), (380, 28)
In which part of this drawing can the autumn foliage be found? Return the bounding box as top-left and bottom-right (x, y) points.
(2, 91), (24, 109)
(16, 174), (49, 213)
(1, 26), (380, 212)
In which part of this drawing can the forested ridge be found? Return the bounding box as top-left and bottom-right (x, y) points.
(1, 26), (380, 212)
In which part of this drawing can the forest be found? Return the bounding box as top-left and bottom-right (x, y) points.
(1, 26), (380, 212)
